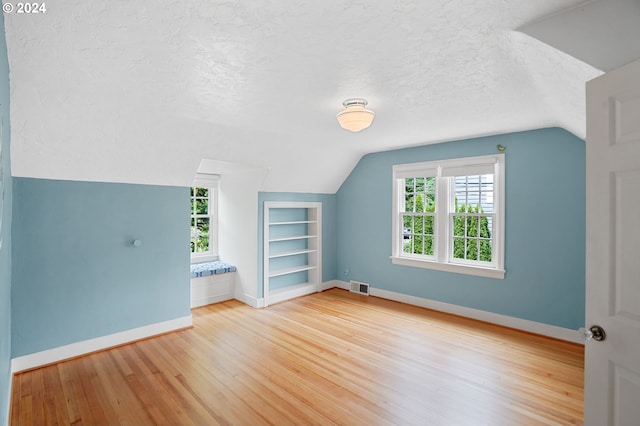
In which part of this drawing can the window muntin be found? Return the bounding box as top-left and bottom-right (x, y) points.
(392, 154), (504, 278)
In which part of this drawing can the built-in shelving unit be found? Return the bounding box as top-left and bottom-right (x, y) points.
(263, 201), (322, 307)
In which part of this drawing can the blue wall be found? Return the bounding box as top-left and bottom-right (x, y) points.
(258, 192), (337, 298)
(11, 178), (191, 357)
(336, 128), (585, 329)
(0, 10), (11, 424)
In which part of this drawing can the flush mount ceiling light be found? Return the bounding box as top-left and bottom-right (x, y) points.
(336, 98), (375, 132)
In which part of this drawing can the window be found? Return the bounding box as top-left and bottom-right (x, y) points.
(392, 154), (505, 279)
(190, 174), (219, 262)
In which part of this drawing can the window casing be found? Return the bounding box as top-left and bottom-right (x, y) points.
(391, 154), (505, 279)
(190, 174), (219, 263)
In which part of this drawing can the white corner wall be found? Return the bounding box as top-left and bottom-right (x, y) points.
(218, 168), (269, 307)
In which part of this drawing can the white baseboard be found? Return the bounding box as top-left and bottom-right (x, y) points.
(235, 291), (264, 308)
(321, 280), (348, 291)
(267, 282), (316, 306)
(11, 315), (193, 373)
(332, 281), (582, 344)
(237, 281), (340, 309)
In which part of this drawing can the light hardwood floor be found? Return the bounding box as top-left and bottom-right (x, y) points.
(10, 288), (584, 425)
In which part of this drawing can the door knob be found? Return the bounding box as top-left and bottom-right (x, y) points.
(578, 325), (606, 342)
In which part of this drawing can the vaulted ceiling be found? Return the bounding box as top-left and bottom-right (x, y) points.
(3, 1), (613, 192)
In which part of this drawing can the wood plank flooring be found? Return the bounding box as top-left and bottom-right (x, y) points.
(10, 288), (584, 425)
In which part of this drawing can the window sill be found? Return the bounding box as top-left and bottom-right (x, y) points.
(390, 256), (505, 279)
(191, 254), (219, 264)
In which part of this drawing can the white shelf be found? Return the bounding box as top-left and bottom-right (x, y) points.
(270, 220), (318, 226)
(263, 201), (322, 307)
(269, 282), (312, 296)
(269, 265), (317, 278)
(269, 235), (317, 242)
(269, 248), (317, 259)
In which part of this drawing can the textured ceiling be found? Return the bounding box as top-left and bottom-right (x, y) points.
(4, 0), (603, 193)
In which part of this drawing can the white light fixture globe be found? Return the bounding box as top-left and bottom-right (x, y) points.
(336, 98), (375, 132)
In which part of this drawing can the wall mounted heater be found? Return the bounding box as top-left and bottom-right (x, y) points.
(350, 280), (370, 296)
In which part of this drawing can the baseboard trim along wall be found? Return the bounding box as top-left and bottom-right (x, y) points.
(239, 281), (341, 309)
(11, 315), (193, 373)
(321, 280), (347, 291)
(333, 280), (583, 344)
(235, 292), (264, 309)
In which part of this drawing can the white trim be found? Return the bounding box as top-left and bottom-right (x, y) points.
(235, 281), (345, 309)
(235, 291), (264, 309)
(190, 254), (219, 264)
(391, 256), (505, 279)
(330, 281), (582, 344)
(10, 315), (193, 373)
(392, 154), (505, 278)
(321, 280), (346, 291)
(267, 282), (317, 305)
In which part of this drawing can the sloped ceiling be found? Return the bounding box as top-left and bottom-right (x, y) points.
(518, 0), (640, 72)
(4, 0), (603, 193)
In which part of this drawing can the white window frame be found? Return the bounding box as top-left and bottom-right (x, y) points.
(191, 173), (220, 264)
(391, 154), (505, 279)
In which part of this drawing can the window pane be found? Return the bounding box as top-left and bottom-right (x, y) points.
(425, 216), (434, 235)
(414, 215), (424, 234)
(453, 215), (465, 237)
(480, 240), (492, 262)
(403, 215), (412, 231)
(403, 236), (413, 254)
(190, 187), (194, 197)
(405, 194), (415, 212)
(453, 237), (465, 259)
(424, 236), (434, 256)
(195, 187), (208, 197)
(196, 198), (209, 214)
(195, 234), (210, 252)
(467, 175), (480, 192)
(454, 195), (467, 212)
(479, 216), (492, 238)
(455, 177), (467, 208)
(196, 218), (210, 235)
(466, 238), (478, 260)
(481, 191), (494, 213)
(424, 193), (435, 212)
(414, 235), (424, 255)
(466, 216), (478, 237)
(467, 192), (480, 210)
(415, 194), (426, 213)
(405, 178), (414, 193)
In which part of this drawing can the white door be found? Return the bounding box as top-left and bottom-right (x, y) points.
(585, 57), (640, 426)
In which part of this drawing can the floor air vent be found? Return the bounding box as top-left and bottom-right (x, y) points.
(350, 280), (370, 295)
